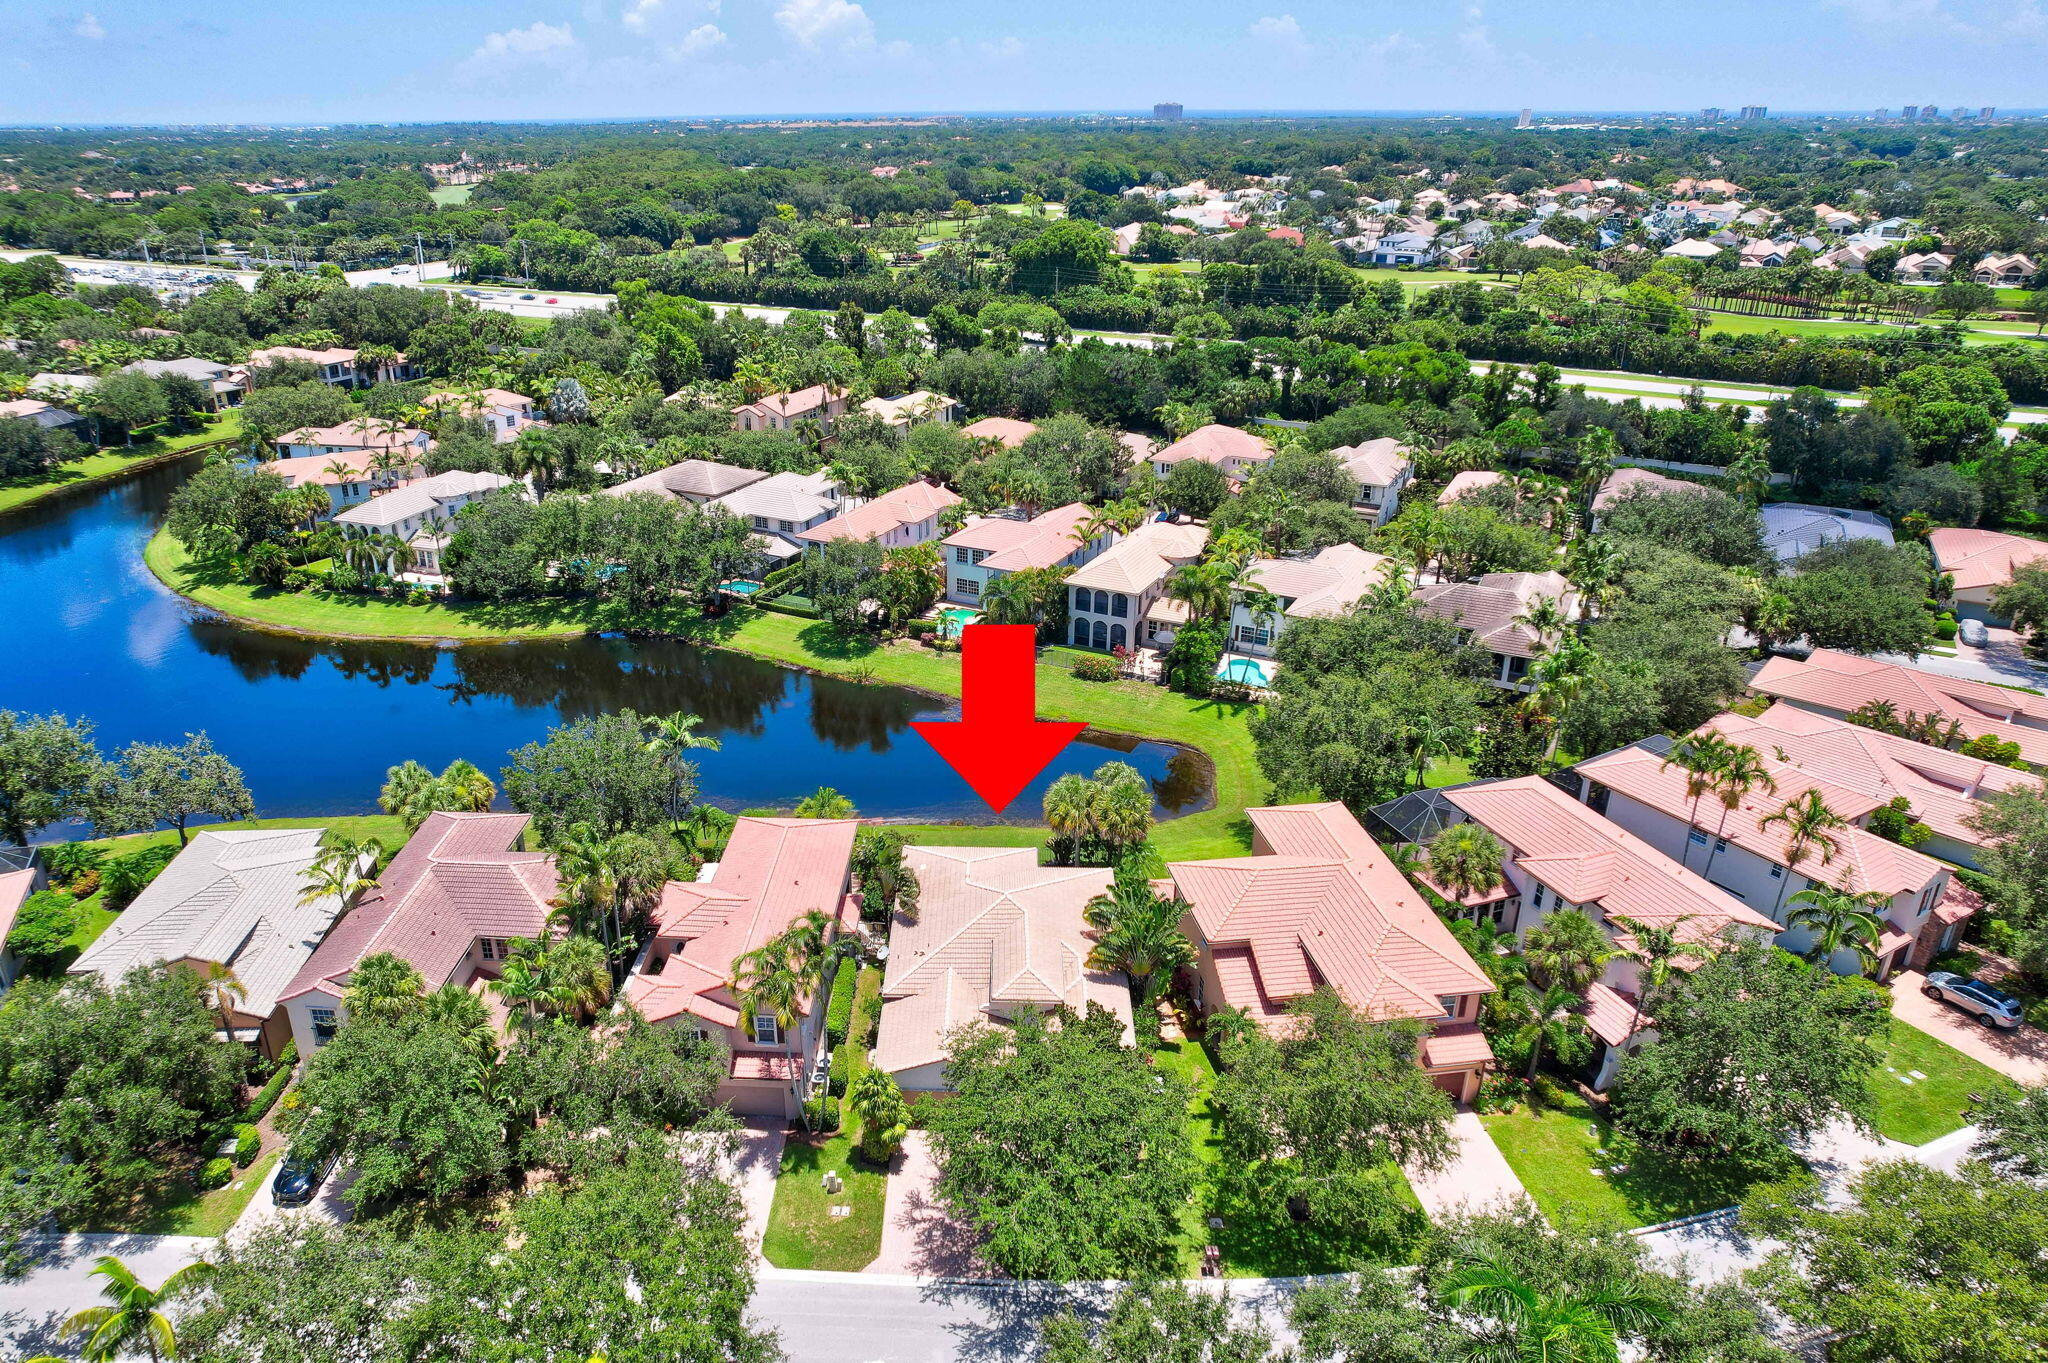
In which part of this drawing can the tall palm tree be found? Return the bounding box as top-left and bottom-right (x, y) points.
(1758, 790), (1849, 918)
(344, 951), (424, 1023)
(490, 948), (550, 1029)
(978, 570), (1038, 627)
(1660, 732), (1734, 871)
(1409, 717), (1465, 790)
(1425, 823), (1507, 903)
(61, 1255), (214, 1363)
(1523, 908), (1616, 992)
(643, 710), (721, 760)
(1522, 636), (1595, 762)
(422, 981), (497, 1062)
(1785, 885), (1890, 975)
(192, 962), (245, 1038)
(1606, 913), (1711, 1036)
(378, 759), (443, 832)
(1699, 742), (1776, 882)
(1084, 867), (1194, 1039)
(540, 933), (615, 1021)
(438, 759), (496, 813)
(1501, 979), (1587, 1083)
(1042, 772), (1092, 866)
(1564, 537), (1622, 618)
(300, 834), (379, 909)
(1166, 557), (1236, 626)
(1512, 593), (1569, 649)
(1442, 1248), (1670, 1363)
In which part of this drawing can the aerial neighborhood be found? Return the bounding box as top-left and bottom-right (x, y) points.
(2, 101), (2047, 1363)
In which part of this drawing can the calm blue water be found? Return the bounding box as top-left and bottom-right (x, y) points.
(0, 458), (1211, 829)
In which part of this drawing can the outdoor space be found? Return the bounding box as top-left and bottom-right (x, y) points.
(1866, 1018), (2017, 1146)
(0, 411), (243, 515)
(761, 1130), (887, 1272)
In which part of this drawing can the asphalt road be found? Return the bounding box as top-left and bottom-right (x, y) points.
(0, 1233), (211, 1360)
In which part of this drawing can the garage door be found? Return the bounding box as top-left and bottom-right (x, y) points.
(1428, 1069), (1467, 1100)
(718, 1080), (795, 1118)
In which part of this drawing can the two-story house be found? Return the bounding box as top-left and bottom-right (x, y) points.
(278, 812), (556, 1058)
(1750, 648), (2048, 768)
(872, 847), (1132, 1093)
(792, 479), (961, 554)
(272, 419), (431, 465)
(1065, 521), (1209, 652)
(1412, 571), (1577, 690)
(1225, 544), (1392, 656)
(709, 470), (844, 568)
(121, 357), (248, 409)
(941, 502), (1116, 607)
(1149, 424), (1273, 485)
(259, 447), (419, 518)
(334, 470), (522, 582)
(732, 384), (849, 434)
(1330, 438), (1415, 525)
(1574, 739), (1954, 979)
(423, 388), (545, 444)
(858, 390), (961, 429)
(1168, 801), (1497, 1102)
(603, 458), (770, 505)
(622, 817), (859, 1118)
(249, 345), (420, 387)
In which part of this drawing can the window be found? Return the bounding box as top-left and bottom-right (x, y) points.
(480, 937), (509, 961)
(1688, 829), (1709, 847)
(970, 549), (989, 564)
(753, 1014), (781, 1046)
(954, 547), (970, 564)
(779, 519), (793, 533)
(1092, 619), (1109, 650)
(1714, 837), (1729, 854)
(752, 516), (768, 529)
(1438, 995), (1460, 1019)
(1531, 883), (1547, 909)
(1092, 589), (1110, 615)
(955, 578), (979, 598)
(1110, 623), (1127, 649)
(310, 1007), (338, 1044)
(1073, 618), (1089, 647)
(1768, 864), (1784, 880)
(1236, 625), (1272, 647)
(1110, 594), (1128, 618)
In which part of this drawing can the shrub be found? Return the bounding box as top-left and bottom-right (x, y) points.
(198, 1157), (234, 1191)
(283, 567), (319, 593)
(65, 868), (100, 899)
(232, 1123), (260, 1167)
(1529, 1072), (1573, 1111)
(1935, 617), (1959, 641)
(5, 890), (80, 976)
(1070, 654), (1120, 682)
(1209, 680), (1257, 703)
(1475, 1073), (1529, 1114)
(101, 843), (178, 909)
(804, 1093), (842, 1133)
(905, 618), (938, 636)
(850, 966), (884, 1050)
(829, 1046), (850, 1098)
(41, 842), (106, 887)
(825, 965), (856, 1046)
(240, 1040), (297, 1122)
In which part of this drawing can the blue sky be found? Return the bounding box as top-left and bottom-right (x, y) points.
(6, 0), (2048, 124)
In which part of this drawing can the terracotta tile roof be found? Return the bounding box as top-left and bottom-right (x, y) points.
(1065, 521), (1207, 595)
(602, 459), (768, 502)
(280, 812), (552, 1002)
(1421, 1021), (1495, 1068)
(623, 817), (857, 1027)
(1751, 649), (2048, 765)
(1443, 776), (1781, 942)
(276, 420), (427, 453)
(1933, 876), (1983, 926)
(792, 480), (961, 546)
(1151, 423), (1272, 470)
(734, 384), (846, 421)
(1705, 703), (2042, 851)
(0, 870), (37, 945)
(1438, 470), (1505, 506)
(874, 847), (1131, 1076)
(1168, 802), (1494, 1028)
(1413, 571), (1576, 660)
(942, 502), (1097, 573)
(1592, 466), (1694, 512)
(1928, 526), (2048, 593)
(1330, 438), (1414, 487)
(1242, 543), (1392, 620)
(960, 417), (1038, 448)
(1582, 981), (1647, 1047)
(259, 449), (400, 489)
(1572, 744), (1943, 898)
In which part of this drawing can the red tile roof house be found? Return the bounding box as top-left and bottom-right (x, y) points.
(941, 502), (1117, 608)
(1167, 802), (1498, 1103)
(261, 446), (424, 519)
(1751, 647), (2048, 768)
(422, 388), (544, 444)
(1433, 776), (1781, 1087)
(1704, 702), (2042, 875)
(1587, 466), (1696, 531)
(959, 416), (1038, 449)
(1573, 740), (1954, 980)
(731, 384), (849, 434)
(1927, 526), (2048, 625)
(1148, 423), (1274, 484)
(792, 479), (963, 554)
(872, 847), (1132, 1093)
(0, 862), (45, 993)
(1413, 571), (1578, 690)
(1222, 544), (1393, 658)
(622, 817), (859, 1118)
(248, 345), (420, 388)
(278, 813), (557, 1058)
(1437, 469), (1506, 507)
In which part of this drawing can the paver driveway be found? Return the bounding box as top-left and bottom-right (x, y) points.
(1892, 969), (2048, 1085)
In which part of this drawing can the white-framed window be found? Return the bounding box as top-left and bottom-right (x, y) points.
(954, 547), (971, 564)
(1437, 995), (1460, 1019)
(779, 519), (793, 532)
(1768, 864), (1784, 880)
(1531, 883), (1547, 909)
(480, 937), (510, 961)
(753, 1014), (781, 1046)
(310, 1007), (338, 1044)
(752, 516), (767, 529)
(955, 578), (979, 598)
(970, 548), (989, 564)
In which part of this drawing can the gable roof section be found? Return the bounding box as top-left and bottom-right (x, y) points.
(1593, 465), (1696, 511)
(942, 502), (1096, 572)
(1331, 438), (1414, 487)
(959, 416), (1038, 448)
(1242, 543), (1391, 619)
(602, 459), (768, 502)
(1413, 571), (1575, 659)
(1928, 526), (2048, 593)
(792, 480), (962, 546)
(335, 470), (514, 528)
(1751, 648), (2048, 765)
(1438, 469), (1506, 506)
(1065, 520), (1208, 595)
(710, 470), (839, 525)
(1152, 423), (1272, 470)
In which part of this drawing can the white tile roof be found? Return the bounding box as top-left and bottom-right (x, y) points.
(1064, 520), (1208, 595)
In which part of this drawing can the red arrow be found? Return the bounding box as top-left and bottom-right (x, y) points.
(912, 624), (1088, 814)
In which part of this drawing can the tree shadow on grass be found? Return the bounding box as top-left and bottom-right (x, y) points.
(1207, 1166), (1426, 1277)
(795, 620), (882, 663)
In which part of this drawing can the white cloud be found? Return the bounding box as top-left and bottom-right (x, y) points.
(622, 0), (663, 29)
(1458, 2), (1496, 60)
(978, 35), (1025, 58)
(1248, 14), (1308, 52)
(667, 21), (726, 56)
(774, 0), (876, 49)
(470, 20), (577, 61)
(74, 12), (105, 39)
(1822, 0), (1949, 26)
(1365, 30), (1415, 59)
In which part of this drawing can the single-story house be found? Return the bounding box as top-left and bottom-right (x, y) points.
(1927, 526), (2048, 624)
(960, 416), (1039, 449)
(120, 357), (248, 409)
(1437, 469), (1506, 506)
(1589, 466), (1696, 529)
(1974, 253), (2038, 286)
(603, 459), (769, 505)
(1897, 252), (1953, 284)
(0, 398), (91, 442)
(1761, 503), (1895, 566)
(1660, 238), (1722, 260)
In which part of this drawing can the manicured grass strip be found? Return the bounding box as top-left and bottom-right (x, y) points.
(95, 1148), (283, 1238)
(1867, 1019), (2017, 1147)
(761, 1130), (886, 1272)
(1479, 1090), (1798, 1230)
(0, 413), (244, 515)
(81, 814), (410, 858)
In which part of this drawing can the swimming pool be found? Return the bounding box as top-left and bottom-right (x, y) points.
(722, 580), (766, 596)
(1215, 656), (1276, 687)
(937, 606), (980, 636)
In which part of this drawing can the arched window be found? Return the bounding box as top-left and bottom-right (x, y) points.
(1072, 618), (1089, 647)
(1110, 593), (1128, 618)
(1092, 590), (1110, 616)
(1110, 623), (1127, 649)
(1072, 587), (1088, 615)
(1092, 619), (1109, 650)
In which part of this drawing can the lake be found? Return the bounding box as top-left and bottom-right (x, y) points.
(0, 458), (1211, 829)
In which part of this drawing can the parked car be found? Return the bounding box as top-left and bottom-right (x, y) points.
(271, 1149), (340, 1207)
(1958, 618), (1989, 647)
(1922, 971), (2025, 1029)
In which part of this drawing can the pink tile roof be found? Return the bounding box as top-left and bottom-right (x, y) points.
(623, 817), (857, 1027)
(0, 869), (35, 944)
(960, 416), (1038, 448)
(1332, 437), (1414, 488)
(1065, 520), (1208, 595)
(1582, 981), (1647, 1047)
(1592, 465), (1694, 512)
(1573, 743), (1944, 898)
(1243, 543), (1392, 620)
(1928, 526), (2048, 593)
(874, 847), (1131, 1076)
(1421, 1021), (1495, 1068)
(1443, 776), (1781, 944)
(734, 384), (846, 421)
(942, 502), (1097, 573)
(259, 450), (403, 488)
(1751, 648), (2048, 765)
(792, 480), (962, 546)
(1438, 469), (1506, 506)
(1169, 803), (1494, 1030)
(1152, 423), (1272, 470)
(275, 420), (427, 453)
(279, 812), (553, 1002)
(1413, 571), (1575, 660)
(1705, 703), (2042, 851)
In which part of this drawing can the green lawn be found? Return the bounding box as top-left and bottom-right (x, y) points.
(1867, 1020), (2016, 1147)
(429, 185), (474, 206)
(0, 413), (243, 515)
(56, 891), (118, 968)
(93, 1148), (283, 1238)
(1701, 311), (2037, 349)
(1481, 1090), (1799, 1229)
(761, 1130), (887, 1271)
(81, 814), (410, 859)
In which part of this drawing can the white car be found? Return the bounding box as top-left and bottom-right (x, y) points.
(1922, 971), (2025, 1029)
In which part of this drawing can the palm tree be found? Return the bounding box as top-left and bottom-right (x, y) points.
(300, 834), (378, 909)
(1087, 763), (1155, 862)
(1442, 1248), (1670, 1363)
(1564, 537), (1622, 617)
(490, 948), (550, 1028)
(438, 759), (496, 813)
(192, 962), (245, 1038)
(643, 710), (721, 758)
(1042, 772), (1093, 866)
(541, 933), (615, 1020)
(1785, 885), (1890, 974)
(1409, 717), (1465, 790)
(1166, 557), (1236, 626)
(1606, 913), (1711, 1036)
(1363, 562), (1415, 614)
(794, 787), (856, 819)
(378, 759), (443, 832)
(343, 951), (424, 1022)
(1523, 908), (1616, 992)
(1660, 732), (1734, 871)
(1084, 867), (1195, 1040)
(60, 1255), (214, 1363)
(978, 570), (1038, 627)
(1520, 636), (1595, 762)
(1425, 824), (1507, 903)
(1758, 790), (1849, 918)
(1699, 742), (1776, 882)
(422, 982), (497, 1062)
(1512, 593), (1569, 649)
(1501, 979), (1588, 1082)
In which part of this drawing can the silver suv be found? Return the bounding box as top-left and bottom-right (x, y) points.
(1922, 971), (2025, 1029)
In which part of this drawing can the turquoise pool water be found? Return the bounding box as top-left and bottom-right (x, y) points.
(937, 606), (980, 636)
(722, 580), (766, 595)
(1216, 656), (1275, 686)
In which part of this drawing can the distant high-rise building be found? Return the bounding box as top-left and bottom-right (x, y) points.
(1982, 106), (1997, 119)
(1902, 105), (1920, 120)
(1700, 107), (1722, 122)
(1874, 108), (1890, 119)
(1152, 102), (1183, 121)
(1952, 106), (1971, 119)
(1517, 108), (1532, 128)
(1738, 105), (1768, 120)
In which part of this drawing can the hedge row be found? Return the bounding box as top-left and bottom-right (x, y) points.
(240, 1039), (297, 1123)
(825, 964), (856, 1046)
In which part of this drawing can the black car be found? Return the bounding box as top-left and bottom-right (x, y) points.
(271, 1150), (339, 1207)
